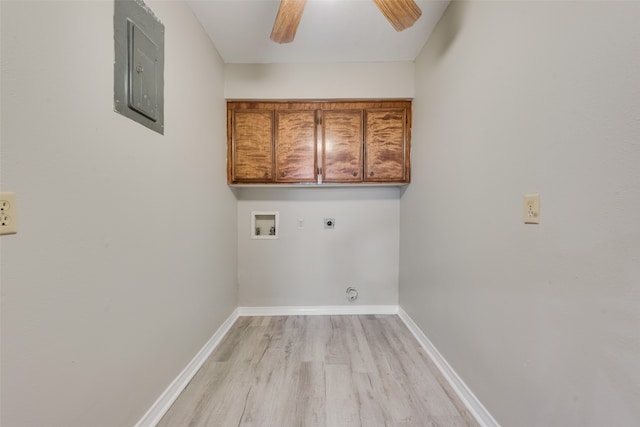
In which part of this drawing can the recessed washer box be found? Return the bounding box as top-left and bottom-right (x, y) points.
(114, 0), (164, 134)
(251, 211), (279, 240)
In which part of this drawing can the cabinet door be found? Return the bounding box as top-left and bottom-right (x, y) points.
(322, 110), (363, 182)
(365, 108), (407, 182)
(230, 110), (273, 182)
(275, 110), (317, 183)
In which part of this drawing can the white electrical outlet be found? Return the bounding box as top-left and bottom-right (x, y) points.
(524, 193), (540, 224)
(0, 192), (18, 235)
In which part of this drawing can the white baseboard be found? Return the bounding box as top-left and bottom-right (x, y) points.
(134, 308), (240, 427)
(397, 308), (500, 427)
(237, 304), (399, 316)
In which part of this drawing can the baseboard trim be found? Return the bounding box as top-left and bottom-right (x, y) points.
(134, 308), (240, 427)
(237, 305), (399, 316)
(397, 308), (500, 427)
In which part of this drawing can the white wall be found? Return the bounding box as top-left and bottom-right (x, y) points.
(401, 1), (640, 426)
(237, 187), (399, 306)
(225, 62), (414, 99)
(0, 1), (236, 426)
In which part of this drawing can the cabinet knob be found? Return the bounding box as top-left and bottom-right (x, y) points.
(264, 172), (269, 178)
(280, 172), (286, 177)
(352, 171), (358, 177)
(370, 171), (375, 177)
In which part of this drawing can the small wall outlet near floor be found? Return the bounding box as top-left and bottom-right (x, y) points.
(0, 192), (18, 235)
(524, 193), (540, 224)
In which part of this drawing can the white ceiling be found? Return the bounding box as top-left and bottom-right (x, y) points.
(187, 0), (450, 63)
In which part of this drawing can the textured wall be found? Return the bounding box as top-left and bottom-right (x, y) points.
(401, 1), (640, 426)
(0, 1), (236, 426)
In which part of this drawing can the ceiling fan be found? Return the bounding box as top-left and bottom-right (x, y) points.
(270, 0), (422, 44)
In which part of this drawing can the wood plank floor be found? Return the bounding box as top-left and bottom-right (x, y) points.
(158, 315), (479, 427)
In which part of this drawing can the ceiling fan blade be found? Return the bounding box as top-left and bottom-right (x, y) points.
(372, 0), (422, 32)
(270, 0), (307, 44)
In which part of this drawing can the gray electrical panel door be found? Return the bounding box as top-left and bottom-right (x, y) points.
(114, 0), (164, 134)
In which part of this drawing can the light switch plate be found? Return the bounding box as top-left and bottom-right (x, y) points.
(524, 194), (540, 224)
(0, 192), (18, 235)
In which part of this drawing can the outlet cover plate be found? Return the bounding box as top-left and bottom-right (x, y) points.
(524, 193), (540, 224)
(0, 192), (17, 235)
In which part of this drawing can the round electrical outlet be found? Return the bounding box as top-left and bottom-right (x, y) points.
(346, 287), (358, 303)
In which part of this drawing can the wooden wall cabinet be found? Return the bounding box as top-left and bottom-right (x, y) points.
(275, 110), (317, 183)
(228, 109), (273, 182)
(227, 101), (411, 185)
(365, 108), (408, 182)
(323, 109), (364, 183)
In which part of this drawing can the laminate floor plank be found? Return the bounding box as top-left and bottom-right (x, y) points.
(363, 317), (454, 419)
(158, 315), (480, 427)
(325, 363), (360, 427)
(282, 361), (326, 427)
(345, 316), (379, 375)
(351, 371), (388, 427)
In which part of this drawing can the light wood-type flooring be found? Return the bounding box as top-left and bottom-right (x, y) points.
(158, 315), (479, 427)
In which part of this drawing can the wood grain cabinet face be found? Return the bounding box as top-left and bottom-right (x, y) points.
(230, 110), (273, 182)
(275, 110), (317, 183)
(365, 108), (408, 182)
(227, 101), (410, 185)
(322, 110), (363, 183)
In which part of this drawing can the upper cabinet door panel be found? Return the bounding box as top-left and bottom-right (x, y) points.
(275, 110), (317, 183)
(231, 110), (273, 182)
(365, 108), (407, 182)
(323, 110), (363, 182)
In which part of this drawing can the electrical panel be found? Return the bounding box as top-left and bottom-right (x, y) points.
(114, 0), (164, 134)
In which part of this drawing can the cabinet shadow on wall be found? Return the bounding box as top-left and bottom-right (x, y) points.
(233, 187), (401, 202)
